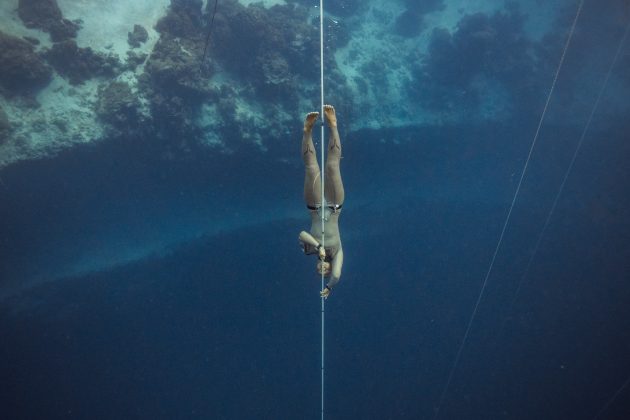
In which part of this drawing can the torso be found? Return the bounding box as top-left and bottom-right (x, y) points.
(309, 212), (341, 256)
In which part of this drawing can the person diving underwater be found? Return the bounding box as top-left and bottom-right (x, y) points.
(298, 105), (344, 299)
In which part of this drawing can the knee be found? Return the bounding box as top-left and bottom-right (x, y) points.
(325, 162), (340, 171)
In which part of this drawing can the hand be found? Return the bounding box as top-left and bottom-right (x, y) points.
(320, 287), (330, 299)
(318, 246), (326, 261)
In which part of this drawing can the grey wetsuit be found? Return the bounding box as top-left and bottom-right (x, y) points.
(301, 120), (344, 288)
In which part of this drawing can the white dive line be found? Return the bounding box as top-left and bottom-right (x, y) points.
(319, 2), (325, 420)
(506, 16), (630, 318)
(593, 374), (630, 420)
(432, 1), (585, 418)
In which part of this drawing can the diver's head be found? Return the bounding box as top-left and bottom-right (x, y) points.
(317, 261), (331, 277)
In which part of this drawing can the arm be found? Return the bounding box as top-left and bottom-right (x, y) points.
(299, 231), (326, 260)
(327, 247), (343, 289)
(321, 247), (343, 298)
(299, 231), (320, 248)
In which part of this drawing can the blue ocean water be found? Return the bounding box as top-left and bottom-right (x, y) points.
(1, 0), (629, 419)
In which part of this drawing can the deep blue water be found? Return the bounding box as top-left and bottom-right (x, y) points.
(2, 120), (629, 419)
(2, 0), (630, 419)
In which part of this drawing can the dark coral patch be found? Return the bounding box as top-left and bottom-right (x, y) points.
(412, 7), (538, 115)
(395, 0), (445, 37)
(96, 81), (141, 130)
(126, 51), (148, 70)
(141, 35), (211, 139)
(208, 1), (322, 99)
(136, 0), (216, 144)
(155, 0), (204, 38)
(0, 106), (11, 144)
(18, 0), (80, 42)
(0, 30), (52, 96)
(43, 40), (122, 85)
(128, 24), (149, 48)
(144, 36), (210, 100)
(292, 0), (365, 18)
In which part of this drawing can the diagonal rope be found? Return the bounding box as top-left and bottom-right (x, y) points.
(503, 16), (630, 324)
(319, 2), (326, 420)
(593, 374), (630, 420)
(432, 1), (585, 418)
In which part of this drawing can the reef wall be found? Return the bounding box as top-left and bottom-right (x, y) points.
(0, 0), (628, 168)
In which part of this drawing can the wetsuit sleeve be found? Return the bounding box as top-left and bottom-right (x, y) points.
(327, 247), (343, 289)
(299, 231), (320, 248)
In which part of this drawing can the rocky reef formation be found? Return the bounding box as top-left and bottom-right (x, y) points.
(0, 30), (52, 97)
(128, 24), (149, 48)
(95, 81), (141, 132)
(155, 0), (204, 38)
(412, 7), (537, 119)
(43, 40), (122, 85)
(1, 0), (627, 170)
(395, 0), (445, 37)
(133, 0), (207, 143)
(191, 1), (346, 149)
(291, 0), (365, 18)
(144, 35), (209, 101)
(126, 51), (148, 70)
(18, 0), (80, 42)
(122, 0), (343, 152)
(0, 106), (11, 144)
(209, 0), (321, 102)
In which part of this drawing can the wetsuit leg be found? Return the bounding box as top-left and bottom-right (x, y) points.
(324, 124), (344, 206)
(302, 129), (322, 207)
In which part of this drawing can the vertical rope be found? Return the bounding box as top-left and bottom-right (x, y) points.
(319, 2), (325, 420)
(432, 1), (584, 418)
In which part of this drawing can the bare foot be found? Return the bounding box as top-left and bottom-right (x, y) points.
(304, 111), (319, 132)
(323, 104), (337, 127)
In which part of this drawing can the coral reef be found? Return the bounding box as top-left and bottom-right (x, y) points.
(0, 30), (52, 97)
(209, 1), (322, 101)
(2, 0), (625, 169)
(0, 106), (11, 144)
(137, 0), (348, 150)
(95, 81), (141, 130)
(155, 0), (204, 38)
(18, 0), (80, 42)
(395, 0), (445, 37)
(126, 51), (148, 70)
(43, 40), (122, 85)
(255, 50), (296, 98)
(22, 36), (40, 46)
(143, 35), (209, 99)
(128, 24), (149, 48)
(412, 8), (537, 119)
(144, 1), (208, 110)
(140, 35), (209, 143)
(0, 76), (105, 169)
(292, 0), (364, 18)
(328, 0), (366, 17)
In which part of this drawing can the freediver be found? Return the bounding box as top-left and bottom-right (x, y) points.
(298, 105), (344, 299)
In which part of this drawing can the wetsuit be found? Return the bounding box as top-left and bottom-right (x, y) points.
(301, 119), (344, 289)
